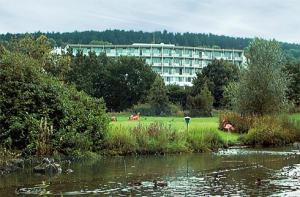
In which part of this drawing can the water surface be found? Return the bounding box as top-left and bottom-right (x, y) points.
(1, 147), (300, 196)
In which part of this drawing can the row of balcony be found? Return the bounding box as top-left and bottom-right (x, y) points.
(73, 48), (243, 60)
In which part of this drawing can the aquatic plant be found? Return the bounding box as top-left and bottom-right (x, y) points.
(36, 117), (53, 156)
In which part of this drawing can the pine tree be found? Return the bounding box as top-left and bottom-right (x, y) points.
(148, 76), (169, 115)
(187, 82), (214, 116)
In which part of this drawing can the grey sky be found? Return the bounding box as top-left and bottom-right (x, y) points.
(0, 0), (299, 43)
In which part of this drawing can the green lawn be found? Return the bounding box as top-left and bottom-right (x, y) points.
(290, 113), (300, 121)
(110, 116), (240, 143)
(105, 113), (299, 154)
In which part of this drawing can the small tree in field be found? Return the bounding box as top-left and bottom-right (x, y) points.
(236, 38), (288, 115)
(187, 82), (214, 116)
(148, 75), (169, 115)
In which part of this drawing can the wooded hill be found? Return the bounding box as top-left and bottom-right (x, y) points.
(1, 30), (300, 60)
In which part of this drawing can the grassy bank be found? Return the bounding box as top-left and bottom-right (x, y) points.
(104, 116), (239, 154)
(105, 113), (300, 154)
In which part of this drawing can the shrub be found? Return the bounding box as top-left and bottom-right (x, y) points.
(131, 103), (183, 116)
(187, 83), (214, 117)
(219, 111), (253, 133)
(240, 116), (296, 146)
(0, 49), (109, 155)
(55, 131), (93, 155)
(132, 103), (156, 116)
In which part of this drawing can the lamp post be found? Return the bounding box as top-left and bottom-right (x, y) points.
(184, 116), (191, 132)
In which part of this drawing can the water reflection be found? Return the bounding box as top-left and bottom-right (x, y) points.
(1, 147), (300, 196)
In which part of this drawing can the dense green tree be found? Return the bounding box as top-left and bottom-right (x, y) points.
(192, 59), (240, 108)
(44, 53), (72, 80)
(0, 40), (109, 154)
(235, 38), (288, 115)
(67, 52), (157, 111)
(187, 83), (214, 116)
(283, 62), (300, 107)
(166, 84), (190, 108)
(148, 76), (170, 115)
(67, 51), (102, 95)
(222, 82), (239, 110)
(9, 35), (52, 64)
(98, 56), (157, 111)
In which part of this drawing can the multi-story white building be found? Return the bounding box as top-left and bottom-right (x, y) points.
(66, 43), (244, 86)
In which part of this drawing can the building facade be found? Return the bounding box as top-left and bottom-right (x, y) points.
(67, 43), (244, 86)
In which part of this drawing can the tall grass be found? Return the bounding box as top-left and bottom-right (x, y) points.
(36, 117), (53, 156)
(187, 128), (224, 152)
(104, 122), (231, 155)
(105, 113), (300, 154)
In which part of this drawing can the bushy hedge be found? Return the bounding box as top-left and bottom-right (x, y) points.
(131, 103), (183, 116)
(219, 111), (253, 133)
(240, 116), (297, 146)
(219, 111), (300, 146)
(0, 51), (109, 155)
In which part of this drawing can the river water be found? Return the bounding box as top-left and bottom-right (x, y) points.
(1, 147), (300, 196)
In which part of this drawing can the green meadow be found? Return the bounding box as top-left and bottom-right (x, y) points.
(106, 113), (300, 154)
(105, 115), (240, 154)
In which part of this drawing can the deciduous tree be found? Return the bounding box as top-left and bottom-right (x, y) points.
(235, 38), (288, 115)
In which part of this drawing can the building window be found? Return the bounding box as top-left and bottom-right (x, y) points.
(175, 49), (182, 56)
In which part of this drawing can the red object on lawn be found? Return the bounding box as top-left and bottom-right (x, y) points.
(224, 123), (234, 132)
(130, 113), (140, 121)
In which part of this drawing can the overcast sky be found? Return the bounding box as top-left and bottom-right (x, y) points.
(0, 0), (299, 43)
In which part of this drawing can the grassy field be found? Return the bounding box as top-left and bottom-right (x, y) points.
(105, 113), (299, 154)
(109, 116), (240, 144)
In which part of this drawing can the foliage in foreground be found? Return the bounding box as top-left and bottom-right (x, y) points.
(0, 36), (109, 155)
(104, 123), (225, 155)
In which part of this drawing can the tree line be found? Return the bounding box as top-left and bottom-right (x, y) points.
(1, 30), (300, 60)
